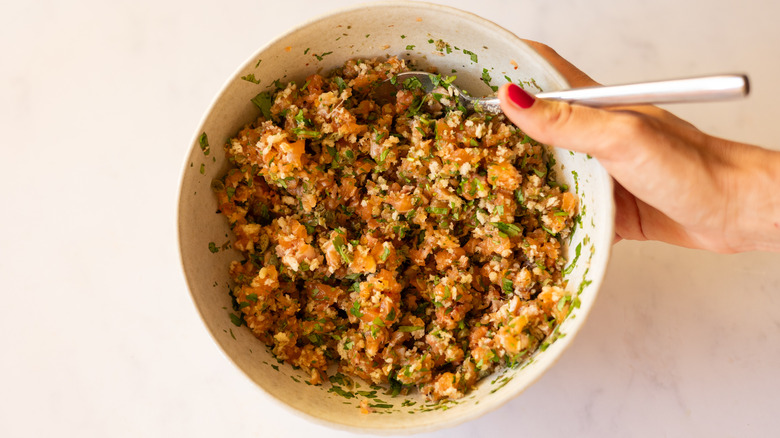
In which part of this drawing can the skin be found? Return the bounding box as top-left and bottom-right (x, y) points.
(498, 40), (780, 253)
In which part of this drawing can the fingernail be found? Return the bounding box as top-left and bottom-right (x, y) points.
(507, 83), (535, 109)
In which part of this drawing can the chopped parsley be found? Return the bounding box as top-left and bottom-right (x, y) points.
(229, 313), (243, 327)
(502, 278), (514, 294)
(491, 222), (522, 237)
(292, 127), (321, 138)
(334, 76), (347, 93)
(350, 301), (363, 318)
(328, 385), (355, 399)
(198, 132), (210, 156)
(250, 91), (274, 119)
(462, 48), (478, 63)
(240, 73), (261, 84)
(426, 206), (449, 215)
(481, 68), (498, 92)
(333, 235), (352, 264)
(313, 51), (333, 61)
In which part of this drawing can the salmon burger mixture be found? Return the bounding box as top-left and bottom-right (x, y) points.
(212, 56), (579, 401)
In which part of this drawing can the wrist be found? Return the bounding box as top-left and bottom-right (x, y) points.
(726, 145), (780, 252)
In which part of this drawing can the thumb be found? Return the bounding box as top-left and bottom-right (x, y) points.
(498, 83), (623, 160)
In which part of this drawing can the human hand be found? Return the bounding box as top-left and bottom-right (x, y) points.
(499, 41), (780, 253)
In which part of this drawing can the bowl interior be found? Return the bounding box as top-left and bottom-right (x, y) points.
(178, 1), (613, 433)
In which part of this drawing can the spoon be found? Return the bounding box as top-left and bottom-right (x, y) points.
(377, 72), (749, 113)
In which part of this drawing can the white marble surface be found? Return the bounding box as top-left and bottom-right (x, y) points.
(1, 0), (779, 436)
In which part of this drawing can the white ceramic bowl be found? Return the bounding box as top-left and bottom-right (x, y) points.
(178, 1), (614, 433)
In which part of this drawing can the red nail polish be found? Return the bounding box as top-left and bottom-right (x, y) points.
(507, 83), (535, 109)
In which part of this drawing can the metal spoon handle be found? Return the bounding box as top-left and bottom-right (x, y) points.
(533, 74), (749, 107)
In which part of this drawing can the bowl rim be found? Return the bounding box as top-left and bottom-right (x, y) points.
(177, 0), (614, 434)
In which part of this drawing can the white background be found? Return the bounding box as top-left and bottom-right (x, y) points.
(2, 0), (779, 436)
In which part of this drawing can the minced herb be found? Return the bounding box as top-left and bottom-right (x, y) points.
(199, 132), (210, 156)
(240, 73), (261, 84)
(251, 92), (273, 119)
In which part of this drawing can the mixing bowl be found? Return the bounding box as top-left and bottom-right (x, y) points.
(178, 1), (614, 433)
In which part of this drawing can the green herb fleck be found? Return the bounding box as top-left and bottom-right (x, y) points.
(514, 189), (525, 204)
(240, 73), (261, 84)
(481, 68), (498, 92)
(426, 206), (449, 215)
(557, 295), (571, 311)
(561, 242), (582, 276)
(350, 301), (363, 318)
(328, 385), (355, 399)
(294, 109), (310, 126)
(402, 76), (424, 91)
(376, 148), (390, 165)
(198, 132), (210, 156)
(292, 127), (321, 138)
(491, 222), (522, 237)
(334, 76), (347, 93)
(572, 170), (580, 194)
(251, 91), (274, 119)
(462, 48), (478, 63)
(229, 313), (243, 327)
(502, 277), (514, 294)
(313, 51), (333, 61)
(333, 235), (352, 264)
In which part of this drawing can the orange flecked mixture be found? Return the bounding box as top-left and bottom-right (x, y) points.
(213, 57), (579, 401)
